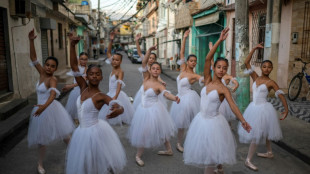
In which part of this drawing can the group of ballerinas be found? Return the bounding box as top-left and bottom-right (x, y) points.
(26, 26), (289, 174)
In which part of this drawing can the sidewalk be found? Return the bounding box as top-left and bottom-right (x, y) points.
(161, 65), (310, 165)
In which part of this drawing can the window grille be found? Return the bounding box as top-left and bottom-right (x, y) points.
(251, 10), (266, 65)
(301, 1), (310, 61)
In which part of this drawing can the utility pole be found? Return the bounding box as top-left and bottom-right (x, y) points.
(235, 0), (250, 112)
(96, 0), (101, 59)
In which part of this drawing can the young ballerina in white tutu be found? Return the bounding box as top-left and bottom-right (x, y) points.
(66, 33), (126, 174)
(128, 44), (180, 167)
(62, 52), (88, 124)
(238, 43), (289, 171)
(98, 31), (135, 125)
(183, 28), (252, 174)
(170, 30), (203, 153)
(27, 29), (75, 174)
(133, 33), (166, 110)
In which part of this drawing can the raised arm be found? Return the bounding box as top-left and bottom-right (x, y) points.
(107, 32), (115, 58)
(179, 30), (190, 71)
(68, 33), (87, 91)
(135, 33), (143, 57)
(28, 29), (44, 74)
(227, 75), (239, 92)
(204, 28), (229, 84)
(245, 43), (263, 81)
(142, 45), (157, 80)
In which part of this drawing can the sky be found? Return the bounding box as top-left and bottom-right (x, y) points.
(90, 0), (138, 20)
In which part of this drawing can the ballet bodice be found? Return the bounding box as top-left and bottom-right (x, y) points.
(141, 88), (165, 108)
(108, 74), (125, 93)
(76, 96), (99, 128)
(200, 86), (222, 118)
(177, 76), (192, 95)
(252, 81), (268, 105)
(36, 82), (60, 105)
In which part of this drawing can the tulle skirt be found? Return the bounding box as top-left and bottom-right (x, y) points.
(66, 119), (126, 174)
(238, 102), (282, 144)
(219, 99), (236, 121)
(170, 90), (200, 129)
(99, 90), (135, 125)
(28, 100), (75, 147)
(128, 102), (176, 148)
(133, 85), (143, 110)
(65, 86), (80, 119)
(184, 113), (236, 167)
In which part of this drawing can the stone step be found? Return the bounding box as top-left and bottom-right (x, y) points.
(0, 99), (28, 121)
(0, 92), (13, 103)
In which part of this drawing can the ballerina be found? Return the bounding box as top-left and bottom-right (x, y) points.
(65, 33), (126, 174)
(170, 29), (203, 153)
(98, 31), (135, 125)
(128, 44), (180, 167)
(27, 29), (75, 174)
(62, 52), (88, 124)
(133, 33), (166, 110)
(238, 43), (289, 171)
(183, 28), (251, 174)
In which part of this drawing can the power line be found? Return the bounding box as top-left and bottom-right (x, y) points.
(118, 0), (138, 20)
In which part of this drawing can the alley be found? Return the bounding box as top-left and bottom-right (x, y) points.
(0, 53), (309, 174)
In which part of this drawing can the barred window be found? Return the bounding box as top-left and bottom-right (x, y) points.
(251, 10), (266, 65)
(301, 1), (310, 61)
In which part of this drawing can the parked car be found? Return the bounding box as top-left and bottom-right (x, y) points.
(131, 49), (142, 64)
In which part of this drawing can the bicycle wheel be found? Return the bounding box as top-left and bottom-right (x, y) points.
(288, 75), (302, 101)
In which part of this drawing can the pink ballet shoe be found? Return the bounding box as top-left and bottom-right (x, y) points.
(37, 165), (46, 174)
(257, 152), (274, 159)
(176, 143), (184, 153)
(157, 150), (173, 156)
(135, 156), (144, 167)
(245, 159), (258, 171)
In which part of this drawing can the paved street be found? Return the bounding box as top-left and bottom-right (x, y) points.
(0, 53), (310, 174)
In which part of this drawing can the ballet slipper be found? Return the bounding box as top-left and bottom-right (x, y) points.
(257, 152), (274, 159)
(245, 159), (258, 171)
(176, 143), (184, 153)
(157, 150), (173, 156)
(135, 156), (144, 167)
(37, 165), (46, 174)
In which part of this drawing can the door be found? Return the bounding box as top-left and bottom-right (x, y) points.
(0, 8), (9, 94)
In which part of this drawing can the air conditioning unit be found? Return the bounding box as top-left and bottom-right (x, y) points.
(9, 0), (31, 17)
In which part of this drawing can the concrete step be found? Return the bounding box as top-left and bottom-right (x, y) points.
(0, 92), (13, 103)
(0, 99), (28, 121)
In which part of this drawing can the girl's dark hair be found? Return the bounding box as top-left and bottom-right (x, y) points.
(45, 56), (58, 68)
(187, 54), (197, 61)
(214, 57), (229, 67)
(79, 52), (88, 57)
(86, 64), (102, 74)
(261, 60), (273, 67)
(150, 53), (157, 59)
(150, 62), (161, 70)
(114, 53), (123, 60)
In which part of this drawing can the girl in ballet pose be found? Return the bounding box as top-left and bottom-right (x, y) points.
(99, 32), (135, 125)
(65, 33), (126, 174)
(27, 29), (75, 174)
(183, 28), (251, 174)
(62, 52), (88, 124)
(170, 30), (203, 153)
(133, 33), (166, 110)
(238, 43), (289, 171)
(128, 45), (180, 167)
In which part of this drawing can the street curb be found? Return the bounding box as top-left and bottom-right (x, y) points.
(161, 69), (177, 81)
(274, 141), (310, 165)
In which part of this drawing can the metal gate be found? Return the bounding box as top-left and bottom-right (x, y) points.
(41, 29), (48, 63)
(302, 1), (310, 61)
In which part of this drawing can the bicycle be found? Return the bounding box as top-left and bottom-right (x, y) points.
(288, 58), (310, 101)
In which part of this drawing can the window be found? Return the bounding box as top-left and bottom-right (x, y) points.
(251, 10), (266, 65)
(302, 1), (310, 61)
(58, 23), (63, 49)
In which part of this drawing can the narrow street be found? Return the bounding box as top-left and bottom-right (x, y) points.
(0, 52), (309, 174)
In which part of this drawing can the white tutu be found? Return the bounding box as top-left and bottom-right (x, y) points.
(219, 99), (236, 121)
(183, 113), (236, 167)
(66, 119), (126, 174)
(170, 90), (200, 129)
(238, 102), (282, 144)
(133, 85), (143, 110)
(99, 91), (135, 125)
(28, 100), (75, 147)
(65, 86), (80, 119)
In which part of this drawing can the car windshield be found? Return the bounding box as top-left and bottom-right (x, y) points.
(133, 51), (138, 55)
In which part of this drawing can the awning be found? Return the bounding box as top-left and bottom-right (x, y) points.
(87, 24), (96, 30)
(75, 14), (89, 24)
(40, 18), (56, 30)
(195, 11), (220, 27)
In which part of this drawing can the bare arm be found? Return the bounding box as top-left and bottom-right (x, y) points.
(96, 93), (124, 119)
(245, 43), (263, 81)
(160, 86), (180, 103)
(142, 45), (157, 80)
(107, 32), (115, 58)
(179, 30), (190, 72)
(270, 81), (289, 120)
(228, 75), (239, 92)
(135, 33), (142, 57)
(28, 29), (44, 74)
(113, 71), (124, 100)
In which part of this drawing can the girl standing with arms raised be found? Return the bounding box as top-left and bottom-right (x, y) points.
(128, 45), (180, 167)
(65, 33), (126, 174)
(183, 28), (251, 174)
(170, 29), (202, 153)
(238, 43), (289, 171)
(99, 32), (135, 125)
(27, 29), (75, 174)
